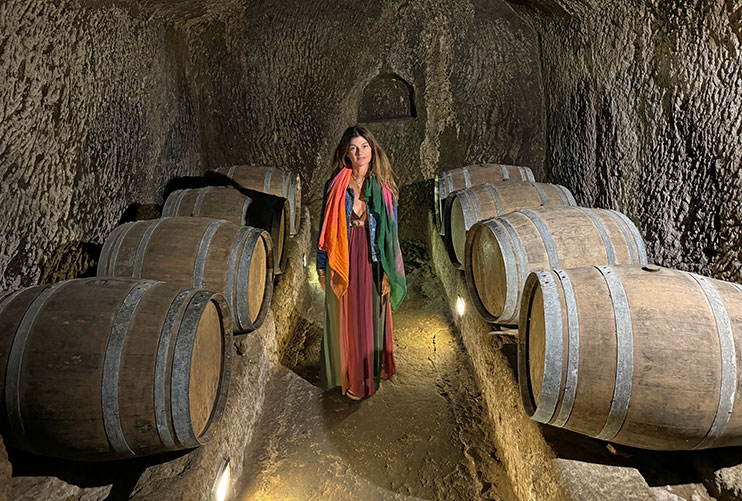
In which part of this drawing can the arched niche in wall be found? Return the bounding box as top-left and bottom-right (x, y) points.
(358, 73), (416, 122)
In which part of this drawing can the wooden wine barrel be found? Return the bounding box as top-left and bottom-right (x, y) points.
(444, 181), (576, 268)
(464, 206), (647, 324)
(0, 277), (231, 460)
(434, 164), (536, 235)
(207, 165), (301, 236)
(98, 217), (273, 333)
(162, 186), (289, 274)
(519, 265), (742, 450)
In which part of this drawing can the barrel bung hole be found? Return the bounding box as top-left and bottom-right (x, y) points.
(526, 284), (546, 407)
(189, 299), (225, 437)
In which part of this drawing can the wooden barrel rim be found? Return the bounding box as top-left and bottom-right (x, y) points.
(464, 220), (520, 322)
(4, 281), (70, 453)
(102, 280), (160, 456)
(689, 273), (736, 449)
(235, 229), (274, 331)
(171, 291), (232, 447)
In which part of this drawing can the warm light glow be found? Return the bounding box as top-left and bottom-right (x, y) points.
(212, 460), (230, 501)
(456, 296), (465, 317)
(302, 253), (307, 267)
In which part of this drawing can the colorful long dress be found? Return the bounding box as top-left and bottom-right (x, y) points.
(321, 210), (396, 398)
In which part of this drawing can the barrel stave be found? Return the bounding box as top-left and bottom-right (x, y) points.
(522, 266), (742, 450)
(137, 218), (204, 283)
(611, 268), (722, 449)
(0, 278), (231, 460)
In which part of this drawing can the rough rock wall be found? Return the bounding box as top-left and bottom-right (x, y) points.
(1, 0), (544, 289)
(508, 0), (742, 280)
(182, 0), (545, 235)
(0, 1), (200, 291)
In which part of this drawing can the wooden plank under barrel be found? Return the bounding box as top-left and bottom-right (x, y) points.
(519, 264), (742, 450)
(0, 278), (231, 460)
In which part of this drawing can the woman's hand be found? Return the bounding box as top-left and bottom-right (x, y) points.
(318, 270), (326, 291)
(382, 273), (390, 296)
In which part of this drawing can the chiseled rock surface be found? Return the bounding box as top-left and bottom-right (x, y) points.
(509, 0), (742, 282)
(0, 0), (201, 291)
(1, 0), (544, 292)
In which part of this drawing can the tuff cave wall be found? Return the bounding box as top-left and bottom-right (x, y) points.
(0, 0), (544, 292)
(508, 0), (742, 281)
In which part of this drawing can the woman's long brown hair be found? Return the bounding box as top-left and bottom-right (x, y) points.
(331, 125), (399, 201)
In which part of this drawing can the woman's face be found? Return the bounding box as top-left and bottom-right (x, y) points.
(346, 136), (373, 170)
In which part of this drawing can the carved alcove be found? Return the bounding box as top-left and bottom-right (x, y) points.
(358, 73), (416, 122)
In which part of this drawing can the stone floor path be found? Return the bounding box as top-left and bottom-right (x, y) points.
(235, 243), (515, 500)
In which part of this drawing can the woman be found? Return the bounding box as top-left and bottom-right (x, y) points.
(316, 125), (406, 400)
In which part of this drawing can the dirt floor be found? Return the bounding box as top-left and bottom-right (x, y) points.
(235, 242), (516, 500)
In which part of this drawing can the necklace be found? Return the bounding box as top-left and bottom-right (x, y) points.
(351, 175), (365, 188)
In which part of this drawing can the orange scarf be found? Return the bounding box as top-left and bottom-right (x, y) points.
(318, 167), (352, 299)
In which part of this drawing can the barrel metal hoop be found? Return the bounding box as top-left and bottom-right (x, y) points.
(98, 223), (128, 276)
(604, 210), (639, 264)
(0, 289), (24, 317)
(263, 167), (274, 193)
(489, 219), (522, 323)
(595, 265), (633, 441)
(552, 185), (569, 206)
(691, 273), (736, 449)
(103, 279), (158, 455)
(225, 227), (251, 329)
(467, 191), (481, 228)
(531, 271), (564, 423)
(437, 174), (446, 200)
(461, 166), (472, 188)
(281, 171), (290, 198)
(133, 219), (165, 279)
(552, 270), (580, 427)
(613, 212), (648, 264)
(171, 290), (213, 447)
(499, 218), (529, 290)
(561, 185), (577, 205)
(193, 188), (209, 216)
(161, 190), (179, 217)
(154, 288), (193, 449)
(529, 181), (550, 206)
(578, 208), (617, 265)
(500, 165), (510, 181)
(172, 189), (189, 216)
(459, 195), (474, 231)
(446, 171), (454, 193)
(193, 220), (224, 288)
(108, 222), (137, 276)
(227, 165), (237, 179)
(235, 229), (263, 331)
(285, 173), (297, 234)
(519, 209), (560, 269)
(5, 282), (68, 450)
(484, 183), (505, 215)
(524, 166), (536, 182)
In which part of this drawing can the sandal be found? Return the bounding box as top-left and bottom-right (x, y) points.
(346, 390), (362, 401)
